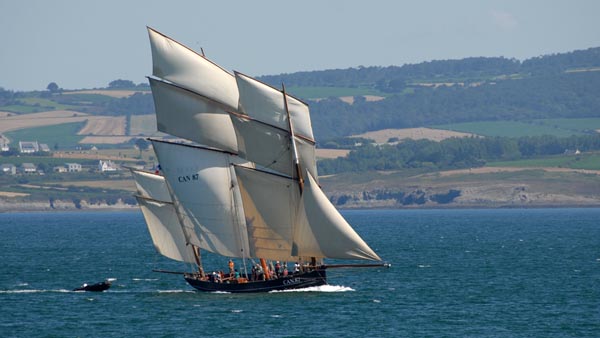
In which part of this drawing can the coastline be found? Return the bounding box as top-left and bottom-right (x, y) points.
(1, 199), (598, 213)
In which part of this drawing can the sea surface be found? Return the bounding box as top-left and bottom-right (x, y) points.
(1, 209), (599, 337)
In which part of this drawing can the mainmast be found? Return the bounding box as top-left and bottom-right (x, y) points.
(282, 83), (319, 267)
(282, 83), (304, 192)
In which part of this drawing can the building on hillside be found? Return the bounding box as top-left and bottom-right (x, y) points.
(39, 143), (51, 152)
(66, 163), (82, 172)
(19, 141), (39, 153)
(98, 160), (119, 172)
(21, 163), (37, 174)
(53, 166), (68, 173)
(0, 163), (17, 175)
(1, 143), (9, 152)
(564, 149), (581, 155)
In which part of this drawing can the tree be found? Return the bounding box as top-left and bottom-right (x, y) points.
(108, 79), (135, 89)
(134, 138), (150, 158)
(46, 82), (59, 93)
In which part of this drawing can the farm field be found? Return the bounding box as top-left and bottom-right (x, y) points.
(130, 114), (158, 136)
(353, 127), (476, 143)
(0, 110), (89, 133)
(287, 86), (386, 100)
(316, 148), (350, 159)
(434, 118), (600, 138)
(63, 89), (148, 98)
(55, 179), (137, 192)
(3, 122), (86, 149)
(488, 152), (600, 170)
(78, 116), (126, 135)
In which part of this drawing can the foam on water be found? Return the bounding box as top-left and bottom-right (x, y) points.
(157, 289), (194, 294)
(132, 278), (158, 281)
(270, 284), (355, 293)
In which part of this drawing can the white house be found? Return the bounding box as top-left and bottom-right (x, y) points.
(21, 163), (37, 173)
(98, 160), (118, 172)
(0, 163), (16, 175)
(66, 163), (82, 172)
(19, 141), (39, 153)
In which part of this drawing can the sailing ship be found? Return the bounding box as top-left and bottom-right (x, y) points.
(130, 27), (387, 293)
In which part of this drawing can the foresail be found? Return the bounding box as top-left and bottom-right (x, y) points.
(130, 169), (196, 263)
(147, 27), (238, 110)
(234, 166), (299, 261)
(293, 171), (382, 261)
(131, 169), (171, 202)
(151, 140), (251, 258)
(149, 77), (238, 153)
(136, 197), (197, 263)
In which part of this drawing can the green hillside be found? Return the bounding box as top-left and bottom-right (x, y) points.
(4, 122), (86, 150)
(433, 118), (600, 138)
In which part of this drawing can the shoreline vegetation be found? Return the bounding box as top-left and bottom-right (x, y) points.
(2, 168), (599, 213)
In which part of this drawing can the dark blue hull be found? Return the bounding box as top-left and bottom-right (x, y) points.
(184, 269), (327, 293)
(73, 281), (111, 292)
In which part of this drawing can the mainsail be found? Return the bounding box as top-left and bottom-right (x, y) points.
(143, 27), (380, 264)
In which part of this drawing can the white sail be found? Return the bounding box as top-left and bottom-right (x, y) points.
(131, 169), (171, 202)
(234, 166), (299, 261)
(147, 27), (238, 110)
(235, 72), (314, 140)
(151, 140), (250, 258)
(230, 115), (294, 177)
(234, 72), (318, 179)
(149, 77), (238, 153)
(130, 169), (196, 263)
(293, 171), (381, 261)
(136, 197), (197, 263)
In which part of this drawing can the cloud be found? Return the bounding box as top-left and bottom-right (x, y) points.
(490, 9), (518, 31)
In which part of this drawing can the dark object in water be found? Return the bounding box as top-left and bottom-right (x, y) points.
(73, 279), (112, 292)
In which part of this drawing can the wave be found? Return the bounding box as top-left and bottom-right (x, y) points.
(0, 289), (71, 294)
(132, 278), (158, 281)
(270, 284), (355, 293)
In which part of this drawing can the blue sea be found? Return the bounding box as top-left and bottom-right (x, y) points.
(1, 209), (599, 337)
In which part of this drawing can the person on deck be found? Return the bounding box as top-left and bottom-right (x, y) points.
(275, 261), (281, 277)
(228, 259), (234, 276)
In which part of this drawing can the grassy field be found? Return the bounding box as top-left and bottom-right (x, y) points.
(488, 153), (600, 170)
(287, 86), (386, 100)
(434, 118), (600, 138)
(4, 122), (86, 149)
(130, 114), (158, 135)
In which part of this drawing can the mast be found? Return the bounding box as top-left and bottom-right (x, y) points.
(282, 83), (304, 191)
(282, 83), (319, 267)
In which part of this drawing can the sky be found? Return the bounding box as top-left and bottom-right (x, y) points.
(1, 0), (600, 91)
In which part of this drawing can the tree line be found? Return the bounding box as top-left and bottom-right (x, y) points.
(317, 134), (600, 175)
(259, 47), (600, 89)
(310, 71), (600, 139)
